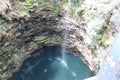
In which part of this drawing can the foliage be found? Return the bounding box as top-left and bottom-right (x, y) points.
(63, 0), (85, 18)
(14, 0), (85, 17)
(94, 22), (109, 46)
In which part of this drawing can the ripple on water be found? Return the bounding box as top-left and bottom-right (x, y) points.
(10, 47), (93, 80)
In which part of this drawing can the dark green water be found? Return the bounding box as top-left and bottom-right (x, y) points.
(10, 46), (92, 80)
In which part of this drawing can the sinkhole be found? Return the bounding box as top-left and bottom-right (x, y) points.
(10, 46), (93, 80)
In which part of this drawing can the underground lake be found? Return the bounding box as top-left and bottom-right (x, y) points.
(10, 46), (93, 80)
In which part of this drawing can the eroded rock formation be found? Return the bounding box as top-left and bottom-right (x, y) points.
(0, 0), (120, 80)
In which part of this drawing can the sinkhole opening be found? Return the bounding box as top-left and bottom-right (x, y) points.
(10, 46), (93, 80)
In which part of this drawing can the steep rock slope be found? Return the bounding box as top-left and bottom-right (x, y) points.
(0, 0), (120, 79)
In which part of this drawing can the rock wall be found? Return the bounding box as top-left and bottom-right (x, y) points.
(73, 0), (120, 74)
(0, 0), (120, 79)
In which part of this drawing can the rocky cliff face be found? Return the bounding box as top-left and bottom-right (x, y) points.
(55, 0), (120, 74)
(0, 9), (63, 80)
(72, 0), (120, 73)
(0, 0), (120, 80)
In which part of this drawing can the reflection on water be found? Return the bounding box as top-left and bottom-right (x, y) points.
(10, 46), (92, 80)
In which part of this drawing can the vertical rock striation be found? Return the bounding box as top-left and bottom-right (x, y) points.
(0, 0), (120, 79)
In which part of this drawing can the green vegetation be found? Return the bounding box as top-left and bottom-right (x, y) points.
(93, 22), (109, 46)
(1, 0), (117, 79)
(11, 0), (85, 17)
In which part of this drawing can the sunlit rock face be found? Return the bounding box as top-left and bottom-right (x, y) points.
(70, 0), (120, 73)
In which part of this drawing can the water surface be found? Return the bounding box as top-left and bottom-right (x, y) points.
(10, 46), (92, 80)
